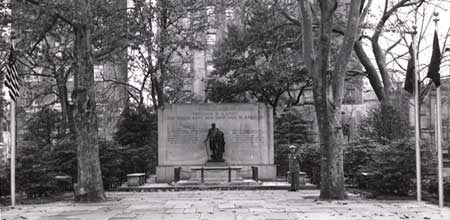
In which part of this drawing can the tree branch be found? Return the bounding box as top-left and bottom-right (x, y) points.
(354, 40), (385, 101)
(386, 37), (403, 54)
(332, 0), (362, 107)
(27, 15), (58, 55)
(23, 0), (74, 26)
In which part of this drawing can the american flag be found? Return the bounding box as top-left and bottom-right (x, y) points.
(2, 46), (20, 102)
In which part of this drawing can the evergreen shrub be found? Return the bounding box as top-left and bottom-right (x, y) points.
(274, 108), (318, 180)
(346, 99), (416, 196)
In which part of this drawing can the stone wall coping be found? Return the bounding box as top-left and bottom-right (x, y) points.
(126, 173), (146, 177)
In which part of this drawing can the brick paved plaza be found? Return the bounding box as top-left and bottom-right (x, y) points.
(1, 190), (449, 220)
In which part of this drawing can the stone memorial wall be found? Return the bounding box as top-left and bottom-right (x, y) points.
(156, 103), (276, 182)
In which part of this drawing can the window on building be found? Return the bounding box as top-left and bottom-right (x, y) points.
(94, 65), (104, 81)
(206, 64), (215, 76)
(182, 12), (191, 29)
(206, 5), (215, 26)
(344, 88), (356, 104)
(182, 62), (191, 74)
(182, 79), (192, 92)
(207, 32), (216, 45)
(225, 8), (234, 21)
(303, 89), (313, 104)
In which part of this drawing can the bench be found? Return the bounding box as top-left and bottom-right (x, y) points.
(127, 173), (146, 186)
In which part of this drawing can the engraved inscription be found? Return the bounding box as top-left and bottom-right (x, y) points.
(165, 110), (265, 145)
(231, 129), (263, 144)
(167, 131), (202, 144)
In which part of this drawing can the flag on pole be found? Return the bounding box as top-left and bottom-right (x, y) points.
(404, 43), (415, 94)
(427, 31), (441, 87)
(2, 46), (20, 102)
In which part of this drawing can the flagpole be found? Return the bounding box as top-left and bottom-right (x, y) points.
(412, 25), (421, 202)
(9, 35), (16, 207)
(433, 11), (444, 209)
(10, 100), (15, 207)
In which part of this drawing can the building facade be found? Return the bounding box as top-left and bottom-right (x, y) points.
(412, 79), (450, 175)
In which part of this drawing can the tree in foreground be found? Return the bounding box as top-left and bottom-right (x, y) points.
(298, 0), (362, 199)
(71, 0), (105, 202)
(21, 0), (107, 201)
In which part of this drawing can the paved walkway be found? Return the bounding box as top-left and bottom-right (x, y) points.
(1, 190), (449, 220)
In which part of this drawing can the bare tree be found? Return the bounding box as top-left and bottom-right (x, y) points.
(353, 0), (425, 102)
(299, 0), (361, 199)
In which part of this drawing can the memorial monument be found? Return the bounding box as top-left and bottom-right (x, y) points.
(156, 103), (276, 182)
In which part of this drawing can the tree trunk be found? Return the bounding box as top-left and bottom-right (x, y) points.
(300, 0), (361, 200)
(314, 97), (346, 199)
(156, 0), (169, 108)
(72, 0), (105, 202)
(315, 0), (347, 200)
(55, 73), (76, 135)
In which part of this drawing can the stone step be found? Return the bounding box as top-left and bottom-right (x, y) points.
(174, 180), (261, 186)
(118, 182), (318, 192)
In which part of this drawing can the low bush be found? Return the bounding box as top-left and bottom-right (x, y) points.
(424, 177), (450, 202)
(344, 138), (416, 196)
(365, 138), (416, 195)
(114, 106), (158, 175)
(344, 139), (378, 187)
(274, 108), (317, 177)
(99, 139), (126, 189)
(0, 163), (10, 198)
(16, 144), (56, 198)
(298, 144), (320, 185)
(344, 98), (416, 196)
(359, 96), (411, 144)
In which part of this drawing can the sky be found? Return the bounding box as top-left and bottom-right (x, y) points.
(369, 0), (450, 79)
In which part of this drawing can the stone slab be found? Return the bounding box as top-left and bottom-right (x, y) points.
(3, 190), (450, 220)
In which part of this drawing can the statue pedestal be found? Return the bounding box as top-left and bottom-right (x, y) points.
(205, 161), (226, 166)
(190, 166), (243, 183)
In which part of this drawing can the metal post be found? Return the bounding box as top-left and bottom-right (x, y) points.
(201, 167), (204, 183)
(10, 101), (15, 206)
(412, 25), (421, 202)
(174, 167), (180, 182)
(228, 166), (231, 182)
(252, 167), (256, 180)
(433, 12), (444, 208)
